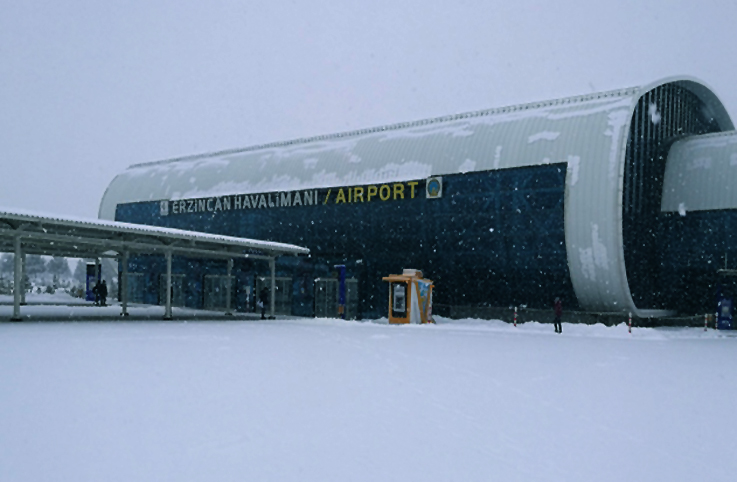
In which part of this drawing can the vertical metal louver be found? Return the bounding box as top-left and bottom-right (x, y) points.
(622, 84), (721, 308)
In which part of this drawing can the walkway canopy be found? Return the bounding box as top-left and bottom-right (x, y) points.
(0, 208), (309, 321)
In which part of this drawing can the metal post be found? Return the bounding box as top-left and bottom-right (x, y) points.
(269, 257), (276, 319)
(11, 236), (22, 321)
(164, 251), (172, 320)
(334, 264), (346, 319)
(121, 251), (129, 317)
(225, 258), (233, 316)
(20, 251), (26, 306)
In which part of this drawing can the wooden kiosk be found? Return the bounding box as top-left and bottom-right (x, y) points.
(382, 269), (434, 324)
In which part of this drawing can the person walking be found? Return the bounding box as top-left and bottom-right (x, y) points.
(99, 280), (108, 307)
(553, 297), (563, 333)
(259, 286), (269, 319)
(92, 282), (100, 306)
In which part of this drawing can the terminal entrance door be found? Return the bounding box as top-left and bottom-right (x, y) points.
(255, 277), (293, 315)
(203, 274), (233, 311)
(159, 274), (186, 307)
(126, 273), (145, 304)
(314, 277), (358, 319)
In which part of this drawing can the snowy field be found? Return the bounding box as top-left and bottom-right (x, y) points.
(1, 307), (736, 482)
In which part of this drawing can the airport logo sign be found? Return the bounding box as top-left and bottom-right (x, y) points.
(426, 176), (442, 199)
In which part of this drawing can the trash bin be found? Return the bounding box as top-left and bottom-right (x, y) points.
(717, 297), (733, 330)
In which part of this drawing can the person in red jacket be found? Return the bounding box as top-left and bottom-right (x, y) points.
(553, 297), (563, 333)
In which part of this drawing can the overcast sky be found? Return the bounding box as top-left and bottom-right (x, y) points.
(1, 0), (736, 219)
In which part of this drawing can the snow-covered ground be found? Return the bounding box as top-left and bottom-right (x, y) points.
(1, 309), (735, 482)
(0, 291), (89, 306)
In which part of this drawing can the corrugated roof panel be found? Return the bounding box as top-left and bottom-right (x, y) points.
(99, 91), (638, 220)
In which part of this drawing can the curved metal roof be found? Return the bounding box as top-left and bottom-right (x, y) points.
(565, 77), (731, 316)
(99, 86), (644, 219)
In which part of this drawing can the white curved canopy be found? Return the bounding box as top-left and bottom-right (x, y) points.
(662, 131), (737, 213)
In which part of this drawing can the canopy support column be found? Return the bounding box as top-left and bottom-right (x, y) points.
(163, 251), (172, 320)
(20, 252), (26, 306)
(269, 257), (276, 319)
(121, 251), (129, 317)
(11, 236), (22, 321)
(93, 257), (101, 306)
(225, 258), (233, 316)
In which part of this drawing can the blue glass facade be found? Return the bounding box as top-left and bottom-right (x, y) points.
(660, 210), (737, 314)
(622, 84), (721, 309)
(115, 163), (575, 318)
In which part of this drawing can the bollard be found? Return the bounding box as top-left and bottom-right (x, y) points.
(514, 306), (517, 327)
(628, 312), (632, 334)
(704, 313), (708, 332)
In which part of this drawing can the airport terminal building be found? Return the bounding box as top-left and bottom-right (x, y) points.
(99, 76), (737, 319)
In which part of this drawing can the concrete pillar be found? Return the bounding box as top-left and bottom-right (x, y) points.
(164, 251), (172, 320)
(121, 251), (129, 317)
(269, 257), (276, 319)
(11, 236), (22, 321)
(225, 258), (233, 316)
(20, 252), (26, 305)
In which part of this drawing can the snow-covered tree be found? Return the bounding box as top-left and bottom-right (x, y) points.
(73, 259), (93, 285)
(0, 253), (14, 275)
(24, 255), (47, 279)
(46, 256), (72, 280)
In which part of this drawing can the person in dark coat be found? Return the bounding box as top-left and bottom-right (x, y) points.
(99, 280), (108, 307)
(259, 286), (269, 319)
(92, 282), (100, 306)
(553, 297), (563, 333)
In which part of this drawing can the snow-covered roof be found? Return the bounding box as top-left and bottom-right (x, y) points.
(99, 86), (646, 219)
(0, 207), (309, 258)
